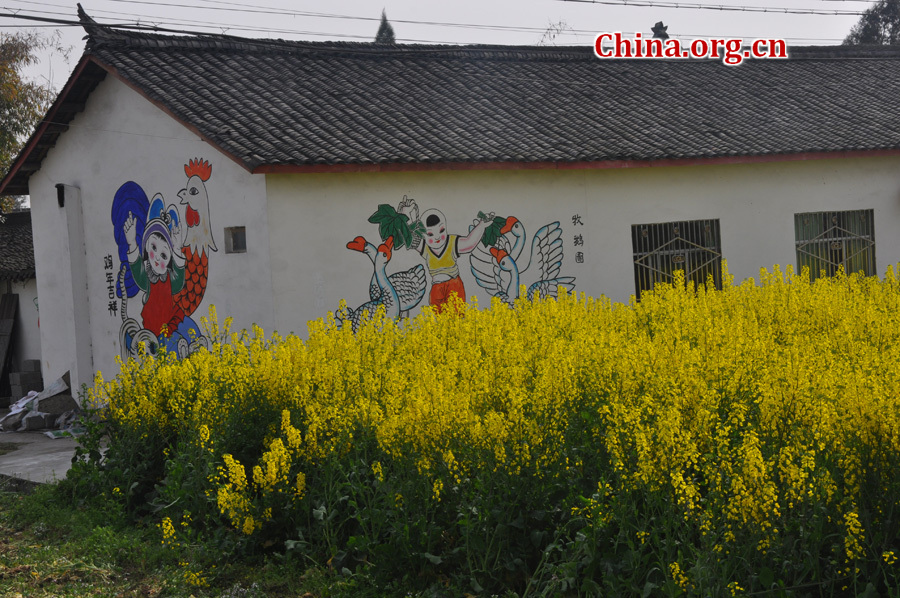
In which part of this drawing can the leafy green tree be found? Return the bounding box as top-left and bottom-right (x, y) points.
(0, 31), (58, 215)
(652, 21), (669, 40)
(845, 0), (900, 45)
(375, 10), (396, 44)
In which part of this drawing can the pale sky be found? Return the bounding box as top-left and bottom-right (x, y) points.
(6, 0), (872, 96)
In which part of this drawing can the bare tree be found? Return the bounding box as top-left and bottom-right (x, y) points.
(538, 21), (573, 46)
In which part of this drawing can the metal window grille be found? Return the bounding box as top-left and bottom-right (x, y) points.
(794, 210), (875, 281)
(631, 219), (722, 299)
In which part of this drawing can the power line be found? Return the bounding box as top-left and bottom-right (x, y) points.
(559, 0), (867, 15)
(9, 0), (575, 41)
(2, 1), (591, 43)
(0, 10), (471, 44)
(0, 23), (68, 27)
(0, 5), (854, 48)
(0, 10), (86, 26)
(16, 0), (849, 39)
(104, 0), (593, 35)
(0, 0), (859, 45)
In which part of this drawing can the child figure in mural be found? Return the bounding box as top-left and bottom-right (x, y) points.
(397, 196), (495, 313)
(111, 159), (214, 360)
(122, 197), (205, 357)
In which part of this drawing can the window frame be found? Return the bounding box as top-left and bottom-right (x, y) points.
(794, 209), (875, 281)
(224, 226), (247, 254)
(631, 218), (723, 299)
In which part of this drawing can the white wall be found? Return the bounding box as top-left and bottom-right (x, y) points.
(266, 156), (900, 333)
(28, 75), (273, 388)
(26, 70), (900, 384)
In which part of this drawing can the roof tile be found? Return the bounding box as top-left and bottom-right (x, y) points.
(0, 210), (35, 281)
(8, 23), (900, 195)
(81, 29), (900, 170)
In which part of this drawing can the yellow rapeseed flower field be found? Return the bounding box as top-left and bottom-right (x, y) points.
(85, 265), (900, 594)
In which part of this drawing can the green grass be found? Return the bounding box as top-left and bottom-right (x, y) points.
(0, 482), (173, 597)
(0, 480), (446, 598)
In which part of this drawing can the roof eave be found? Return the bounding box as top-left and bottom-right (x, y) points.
(251, 148), (900, 175)
(0, 270), (36, 283)
(0, 53), (257, 197)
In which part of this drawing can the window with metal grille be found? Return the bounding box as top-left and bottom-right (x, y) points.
(631, 219), (722, 299)
(794, 210), (875, 281)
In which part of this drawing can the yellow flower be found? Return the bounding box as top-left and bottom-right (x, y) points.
(669, 562), (691, 591)
(843, 510), (865, 562)
(432, 478), (444, 501)
(158, 517), (177, 547)
(92, 275), (900, 563)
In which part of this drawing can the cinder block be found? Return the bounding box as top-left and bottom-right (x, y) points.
(0, 410), (24, 431)
(22, 360), (40, 373)
(9, 373), (20, 385)
(22, 412), (48, 431)
(16, 372), (42, 386)
(34, 393), (78, 415)
(20, 380), (43, 394)
(9, 385), (23, 400)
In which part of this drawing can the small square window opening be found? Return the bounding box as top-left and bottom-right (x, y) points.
(225, 226), (247, 254)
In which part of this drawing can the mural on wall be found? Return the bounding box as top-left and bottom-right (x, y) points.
(336, 235), (427, 332)
(110, 158), (217, 358)
(469, 218), (576, 306)
(336, 195), (576, 331)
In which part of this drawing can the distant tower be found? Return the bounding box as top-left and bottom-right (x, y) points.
(652, 21), (669, 40)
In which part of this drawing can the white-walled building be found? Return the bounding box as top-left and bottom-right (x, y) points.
(5, 11), (900, 391)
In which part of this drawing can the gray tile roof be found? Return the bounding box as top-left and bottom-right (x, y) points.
(0, 210), (35, 282)
(6, 14), (900, 195)
(79, 28), (900, 170)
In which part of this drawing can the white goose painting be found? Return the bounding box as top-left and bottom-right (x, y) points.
(469, 218), (576, 306)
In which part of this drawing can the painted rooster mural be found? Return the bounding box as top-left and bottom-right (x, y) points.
(111, 158), (216, 359)
(175, 159), (218, 316)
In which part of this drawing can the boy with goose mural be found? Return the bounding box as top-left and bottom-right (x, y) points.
(338, 195), (576, 331)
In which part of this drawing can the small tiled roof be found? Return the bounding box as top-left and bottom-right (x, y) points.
(0, 210), (35, 282)
(6, 11), (900, 194)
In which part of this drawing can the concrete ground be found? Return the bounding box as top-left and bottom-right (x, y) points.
(0, 408), (77, 486)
